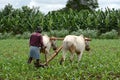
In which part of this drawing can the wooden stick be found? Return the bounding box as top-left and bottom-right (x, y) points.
(50, 37), (64, 40)
(55, 38), (64, 40)
(44, 45), (63, 65)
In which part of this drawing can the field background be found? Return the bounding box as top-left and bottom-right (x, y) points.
(0, 39), (120, 80)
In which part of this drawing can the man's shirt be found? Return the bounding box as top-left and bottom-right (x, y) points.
(29, 32), (44, 47)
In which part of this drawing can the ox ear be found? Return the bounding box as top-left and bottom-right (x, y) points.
(84, 37), (91, 41)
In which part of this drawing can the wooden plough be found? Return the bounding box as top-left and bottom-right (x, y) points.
(43, 37), (64, 65)
(43, 45), (63, 65)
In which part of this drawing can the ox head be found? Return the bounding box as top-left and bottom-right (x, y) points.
(84, 37), (91, 51)
(50, 37), (57, 50)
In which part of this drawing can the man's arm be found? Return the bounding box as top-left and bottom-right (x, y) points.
(39, 35), (44, 47)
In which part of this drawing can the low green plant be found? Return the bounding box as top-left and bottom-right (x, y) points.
(71, 29), (83, 36)
(22, 32), (31, 39)
(15, 34), (22, 39)
(0, 33), (3, 39)
(0, 39), (120, 79)
(83, 29), (98, 38)
(71, 29), (98, 38)
(0, 32), (13, 39)
(100, 29), (118, 39)
(50, 30), (69, 37)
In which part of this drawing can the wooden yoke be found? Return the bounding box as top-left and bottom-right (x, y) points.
(50, 37), (64, 40)
(44, 45), (63, 65)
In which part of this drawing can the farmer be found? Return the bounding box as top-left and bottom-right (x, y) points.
(27, 26), (45, 68)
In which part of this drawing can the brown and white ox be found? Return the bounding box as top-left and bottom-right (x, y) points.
(41, 34), (57, 65)
(60, 34), (91, 65)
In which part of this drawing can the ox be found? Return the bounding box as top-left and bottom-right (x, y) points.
(41, 34), (57, 65)
(60, 34), (91, 65)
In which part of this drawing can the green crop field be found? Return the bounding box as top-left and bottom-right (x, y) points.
(0, 39), (120, 80)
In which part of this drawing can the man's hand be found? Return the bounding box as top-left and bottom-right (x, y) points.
(42, 46), (46, 49)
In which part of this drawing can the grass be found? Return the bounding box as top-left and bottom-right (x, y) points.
(0, 39), (120, 80)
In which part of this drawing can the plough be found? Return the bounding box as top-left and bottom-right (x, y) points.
(43, 37), (64, 65)
(43, 45), (63, 65)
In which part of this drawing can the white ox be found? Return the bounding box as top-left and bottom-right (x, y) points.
(41, 34), (57, 65)
(60, 35), (91, 64)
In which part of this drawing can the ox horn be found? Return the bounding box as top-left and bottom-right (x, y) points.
(85, 37), (91, 41)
